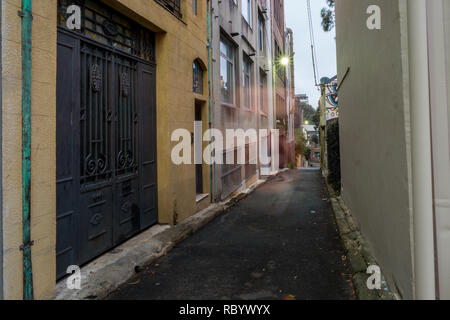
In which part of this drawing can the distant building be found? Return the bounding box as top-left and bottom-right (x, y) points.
(297, 94), (309, 105)
(302, 124), (320, 168)
(302, 124), (319, 139)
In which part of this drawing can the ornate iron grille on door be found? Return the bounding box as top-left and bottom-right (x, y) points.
(58, 0), (155, 62)
(115, 55), (138, 177)
(80, 43), (113, 187)
(56, 0), (157, 279)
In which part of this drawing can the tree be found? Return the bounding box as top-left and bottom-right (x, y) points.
(302, 103), (316, 123)
(312, 108), (321, 128)
(327, 119), (341, 193)
(295, 128), (307, 158)
(321, 0), (335, 32)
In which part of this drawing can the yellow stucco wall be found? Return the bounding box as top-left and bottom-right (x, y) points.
(1, 0), (209, 299)
(115, 0), (211, 223)
(2, 0), (58, 300)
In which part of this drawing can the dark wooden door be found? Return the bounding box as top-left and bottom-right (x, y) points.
(195, 103), (203, 194)
(138, 63), (158, 230)
(56, 32), (80, 279)
(56, 30), (157, 278)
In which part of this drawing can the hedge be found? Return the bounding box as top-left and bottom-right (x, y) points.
(326, 119), (341, 193)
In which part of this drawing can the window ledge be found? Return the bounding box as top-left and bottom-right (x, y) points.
(221, 102), (237, 109)
(242, 107), (255, 114)
(194, 93), (207, 101)
(196, 194), (209, 203)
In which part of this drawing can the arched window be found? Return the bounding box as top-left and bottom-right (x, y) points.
(193, 60), (204, 94)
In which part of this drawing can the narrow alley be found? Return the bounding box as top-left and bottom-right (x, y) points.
(107, 170), (355, 300)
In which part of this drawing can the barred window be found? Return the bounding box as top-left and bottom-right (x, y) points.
(58, 0), (155, 62)
(242, 58), (252, 110)
(193, 60), (204, 94)
(193, 0), (198, 15)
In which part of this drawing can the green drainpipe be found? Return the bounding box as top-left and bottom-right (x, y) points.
(20, 0), (34, 300)
(207, 0), (213, 199)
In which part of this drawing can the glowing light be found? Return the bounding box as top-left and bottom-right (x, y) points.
(280, 56), (289, 66)
(305, 121), (309, 125)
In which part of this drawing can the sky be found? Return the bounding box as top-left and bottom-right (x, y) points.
(285, 0), (337, 109)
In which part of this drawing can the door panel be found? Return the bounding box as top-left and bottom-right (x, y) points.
(78, 41), (114, 264)
(56, 33), (80, 278)
(195, 103), (203, 195)
(139, 63), (158, 229)
(113, 56), (141, 242)
(56, 31), (158, 277)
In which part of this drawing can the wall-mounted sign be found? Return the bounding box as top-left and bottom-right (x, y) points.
(325, 81), (339, 121)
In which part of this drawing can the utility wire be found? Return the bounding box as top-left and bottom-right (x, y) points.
(307, 0), (319, 87)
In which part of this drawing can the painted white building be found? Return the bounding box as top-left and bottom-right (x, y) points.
(336, 0), (450, 299)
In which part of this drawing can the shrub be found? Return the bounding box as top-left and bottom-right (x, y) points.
(294, 128), (307, 158)
(326, 119), (341, 193)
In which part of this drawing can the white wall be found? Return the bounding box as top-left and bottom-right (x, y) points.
(0, 0), (3, 300)
(428, 0), (450, 300)
(335, 0), (415, 298)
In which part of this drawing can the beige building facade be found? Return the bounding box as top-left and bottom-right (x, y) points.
(211, 0), (272, 200)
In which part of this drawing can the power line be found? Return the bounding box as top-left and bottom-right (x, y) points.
(307, 0), (319, 87)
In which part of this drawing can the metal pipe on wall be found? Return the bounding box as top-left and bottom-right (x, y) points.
(20, 0), (34, 300)
(0, 0), (4, 301)
(207, 0), (213, 199)
(407, 0), (436, 300)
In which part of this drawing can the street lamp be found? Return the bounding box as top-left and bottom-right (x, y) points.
(280, 56), (289, 66)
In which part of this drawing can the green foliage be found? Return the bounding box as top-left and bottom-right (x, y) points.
(288, 162), (297, 170)
(295, 128), (307, 158)
(302, 103), (316, 123)
(326, 119), (341, 193)
(305, 146), (312, 161)
(321, 0), (335, 32)
(311, 134), (319, 146)
(312, 108), (321, 128)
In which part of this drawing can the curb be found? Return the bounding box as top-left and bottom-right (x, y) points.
(326, 184), (398, 300)
(55, 178), (268, 300)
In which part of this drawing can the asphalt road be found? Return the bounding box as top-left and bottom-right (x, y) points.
(107, 169), (356, 300)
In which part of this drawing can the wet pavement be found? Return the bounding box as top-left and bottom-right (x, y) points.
(107, 169), (356, 300)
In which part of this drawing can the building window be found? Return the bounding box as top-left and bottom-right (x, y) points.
(220, 38), (234, 104)
(258, 14), (265, 52)
(193, 60), (203, 94)
(155, 0), (182, 19)
(260, 71), (267, 114)
(242, 0), (252, 26)
(193, 0), (197, 15)
(242, 58), (252, 110)
(245, 143), (257, 179)
(273, 0), (283, 31)
(58, 0), (155, 62)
